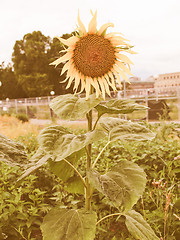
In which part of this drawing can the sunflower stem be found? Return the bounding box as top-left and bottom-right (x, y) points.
(85, 89), (93, 211)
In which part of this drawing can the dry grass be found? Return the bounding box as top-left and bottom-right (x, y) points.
(0, 115), (88, 139)
(0, 115), (42, 139)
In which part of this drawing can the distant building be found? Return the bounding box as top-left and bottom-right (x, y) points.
(154, 72), (180, 89)
(128, 76), (154, 90)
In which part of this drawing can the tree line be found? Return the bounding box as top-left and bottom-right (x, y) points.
(0, 31), (74, 100)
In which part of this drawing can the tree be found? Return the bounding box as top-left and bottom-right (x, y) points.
(12, 31), (52, 97)
(0, 62), (26, 99)
(46, 34), (74, 95)
(12, 31), (74, 97)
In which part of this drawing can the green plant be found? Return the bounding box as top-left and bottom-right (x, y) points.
(0, 162), (49, 240)
(15, 113), (29, 123)
(0, 93), (161, 240)
(99, 124), (180, 239)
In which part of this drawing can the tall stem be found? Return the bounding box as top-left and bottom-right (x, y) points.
(85, 87), (94, 211)
(85, 109), (92, 210)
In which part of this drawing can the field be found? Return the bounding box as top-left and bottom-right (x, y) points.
(0, 115), (180, 239)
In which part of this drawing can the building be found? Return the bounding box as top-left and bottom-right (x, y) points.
(128, 76), (155, 90)
(154, 72), (180, 89)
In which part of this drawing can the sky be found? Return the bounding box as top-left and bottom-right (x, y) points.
(1, 0), (180, 80)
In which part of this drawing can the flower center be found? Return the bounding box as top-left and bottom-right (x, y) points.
(73, 34), (116, 78)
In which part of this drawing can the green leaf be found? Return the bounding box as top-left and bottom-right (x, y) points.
(18, 148), (52, 181)
(41, 208), (97, 240)
(65, 176), (85, 194)
(50, 93), (103, 120)
(124, 210), (159, 240)
(95, 99), (148, 116)
(99, 117), (155, 142)
(87, 160), (146, 211)
(0, 134), (28, 167)
(174, 198), (180, 210)
(48, 149), (84, 181)
(38, 125), (106, 160)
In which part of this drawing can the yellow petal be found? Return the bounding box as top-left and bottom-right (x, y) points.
(102, 77), (111, 96)
(97, 23), (114, 35)
(98, 77), (105, 100)
(61, 59), (73, 75)
(125, 49), (138, 54)
(90, 78), (100, 98)
(73, 71), (81, 91)
(66, 76), (74, 89)
(105, 32), (125, 38)
(113, 70), (122, 87)
(60, 76), (69, 83)
(105, 73), (116, 91)
(105, 33), (128, 41)
(115, 53), (134, 65)
(77, 10), (87, 36)
(85, 79), (91, 100)
(88, 10), (97, 34)
(50, 51), (72, 66)
(127, 63), (131, 71)
(110, 37), (127, 47)
(66, 63), (75, 78)
(115, 61), (133, 75)
(113, 65), (129, 82)
(79, 78), (85, 94)
(55, 36), (79, 47)
(76, 73), (85, 94)
(66, 66), (77, 89)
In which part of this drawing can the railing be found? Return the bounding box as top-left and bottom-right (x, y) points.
(0, 87), (180, 120)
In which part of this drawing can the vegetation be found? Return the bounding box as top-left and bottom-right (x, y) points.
(0, 31), (74, 99)
(0, 115), (41, 139)
(0, 119), (179, 239)
(0, 95), (179, 239)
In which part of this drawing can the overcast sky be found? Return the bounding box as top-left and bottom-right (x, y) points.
(1, 0), (180, 80)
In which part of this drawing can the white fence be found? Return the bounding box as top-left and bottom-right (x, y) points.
(1, 87), (180, 120)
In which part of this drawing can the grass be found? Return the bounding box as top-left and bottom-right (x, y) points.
(0, 115), (88, 139)
(0, 115), (42, 139)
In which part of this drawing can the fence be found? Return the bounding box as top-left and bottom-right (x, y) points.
(0, 87), (180, 121)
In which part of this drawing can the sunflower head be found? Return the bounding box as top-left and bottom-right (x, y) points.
(50, 10), (136, 99)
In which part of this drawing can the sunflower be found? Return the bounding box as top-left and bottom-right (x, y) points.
(50, 10), (136, 99)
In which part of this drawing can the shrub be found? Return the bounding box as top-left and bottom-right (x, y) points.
(15, 113), (29, 123)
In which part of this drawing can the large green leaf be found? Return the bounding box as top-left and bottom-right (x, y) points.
(41, 208), (97, 240)
(18, 148), (52, 181)
(0, 134), (28, 167)
(87, 160), (146, 211)
(48, 149), (84, 181)
(50, 93), (103, 120)
(95, 99), (148, 116)
(99, 117), (155, 142)
(124, 210), (159, 240)
(38, 125), (106, 160)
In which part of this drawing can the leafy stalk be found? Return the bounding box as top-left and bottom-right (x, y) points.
(85, 110), (93, 210)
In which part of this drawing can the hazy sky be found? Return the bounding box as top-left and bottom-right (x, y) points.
(1, 0), (180, 80)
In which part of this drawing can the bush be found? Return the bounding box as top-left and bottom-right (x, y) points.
(0, 161), (64, 240)
(15, 113), (29, 123)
